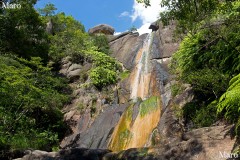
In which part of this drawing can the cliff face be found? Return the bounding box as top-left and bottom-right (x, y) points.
(16, 22), (237, 160)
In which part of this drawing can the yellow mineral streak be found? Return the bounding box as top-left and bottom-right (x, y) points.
(108, 98), (161, 152)
(126, 106), (161, 149)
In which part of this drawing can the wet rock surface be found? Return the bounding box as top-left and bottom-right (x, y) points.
(62, 103), (128, 149)
(15, 125), (235, 160)
(15, 22), (238, 160)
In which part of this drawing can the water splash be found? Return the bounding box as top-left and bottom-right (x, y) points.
(131, 32), (154, 101)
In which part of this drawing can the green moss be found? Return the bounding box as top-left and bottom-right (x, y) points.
(151, 129), (160, 146)
(172, 103), (183, 119)
(77, 103), (85, 111)
(139, 96), (160, 117)
(137, 148), (149, 157)
(113, 104), (134, 150)
(126, 104), (134, 120)
(118, 129), (133, 149)
(119, 70), (130, 80)
(171, 82), (185, 97)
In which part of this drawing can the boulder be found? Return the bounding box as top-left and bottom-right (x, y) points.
(88, 24), (115, 35)
(17, 125), (236, 160)
(15, 148), (111, 160)
(67, 69), (81, 81)
(67, 64), (82, 73)
(149, 21), (159, 31)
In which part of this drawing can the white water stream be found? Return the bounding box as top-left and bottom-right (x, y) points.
(130, 32), (153, 100)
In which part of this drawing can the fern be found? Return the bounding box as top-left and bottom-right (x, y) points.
(217, 73), (240, 134)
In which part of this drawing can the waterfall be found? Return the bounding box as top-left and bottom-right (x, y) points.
(130, 32), (154, 101)
(108, 32), (163, 152)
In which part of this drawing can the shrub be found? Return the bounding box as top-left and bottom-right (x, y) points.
(0, 55), (70, 156)
(217, 73), (240, 135)
(90, 66), (117, 88)
(91, 34), (110, 55)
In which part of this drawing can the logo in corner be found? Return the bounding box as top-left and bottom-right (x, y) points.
(1, 0), (21, 9)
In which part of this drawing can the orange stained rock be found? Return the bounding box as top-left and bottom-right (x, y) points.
(108, 97), (161, 152)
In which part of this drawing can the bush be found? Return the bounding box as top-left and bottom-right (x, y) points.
(171, 82), (185, 97)
(90, 66), (117, 88)
(91, 34), (110, 55)
(47, 13), (120, 89)
(217, 73), (240, 135)
(0, 55), (70, 157)
(183, 101), (217, 128)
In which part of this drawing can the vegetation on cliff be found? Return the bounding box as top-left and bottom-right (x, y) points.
(139, 0), (240, 135)
(45, 12), (120, 89)
(0, 1), (119, 158)
(171, 1), (240, 135)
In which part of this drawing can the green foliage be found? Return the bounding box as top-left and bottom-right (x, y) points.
(38, 3), (57, 16)
(139, 96), (159, 117)
(91, 34), (110, 55)
(90, 66), (117, 88)
(119, 70), (130, 80)
(47, 12), (120, 89)
(171, 82), (185, 97)
(50, 12), (85, 34)
(183, 101), (217, 128)
(48, 13), (86, 62)
(160, 0), (220, 33)
(217, 74), (240, 134)
(0, 55), (70, 156)
(129, 26), (138, 32)
(183, 69), (229, 101)
(0, 1), (49, 61)
(170, 1), (240, 130)
(136, 0), (151, 7)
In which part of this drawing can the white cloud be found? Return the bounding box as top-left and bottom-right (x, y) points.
(117, 0), (164, 35)
(130, 0), (164, 35)
(137, 23), (152, 35)
(119, 11), (130, 17)
(131, 0), (164, 24)
(114, 32), (122, 35)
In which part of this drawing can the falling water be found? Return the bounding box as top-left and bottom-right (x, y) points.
(108, 32), (162, 152)
(130, 32), (154, 101)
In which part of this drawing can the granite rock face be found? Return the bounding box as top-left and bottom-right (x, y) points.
(155, 21), (179, 58)
(109, 33), (147, 70)
(15, 22), (239, 160)
(61, 103), (128, 149)
(15, 125), (236, 160)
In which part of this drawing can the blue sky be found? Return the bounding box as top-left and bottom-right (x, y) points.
(35, 0), (163, 34)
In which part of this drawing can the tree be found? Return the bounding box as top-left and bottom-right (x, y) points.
(137, 0), (222, 34)
(136, 0), (150, 7)
(0, 1), (49, 62)
(46, 12), (120, 89)
(0, 55), (70, 157)
(129, 25), (137, 32)
(170, 1), (240, 129)
(38, 3), (57, 17)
